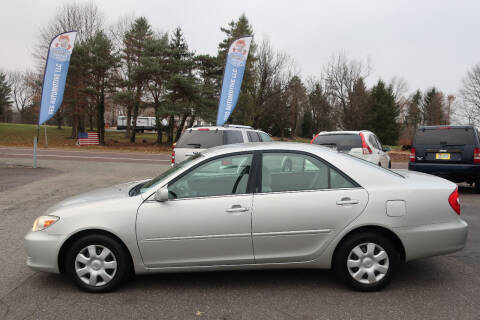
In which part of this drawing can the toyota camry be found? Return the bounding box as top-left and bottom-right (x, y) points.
(25, 142), (468, 292)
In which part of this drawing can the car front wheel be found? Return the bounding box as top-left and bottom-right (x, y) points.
(66, 234), (130, 293)
(334, 232), (399, 291)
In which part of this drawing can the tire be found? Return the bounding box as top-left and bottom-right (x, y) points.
(333, 232), (399, 291)
(65, 234), (130, 293)
(388, 161), (392, 169)
(475, 178), (480, 194)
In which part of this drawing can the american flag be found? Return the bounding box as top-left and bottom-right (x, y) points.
(78, 132), (99, 145)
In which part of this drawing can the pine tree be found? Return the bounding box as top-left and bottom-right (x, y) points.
(367, 80), (400, 145)
(0, 72), (12, 122)
(122, 17), (153, 142)
(218, 14), (256, 125)
(85, 31), (118, 145)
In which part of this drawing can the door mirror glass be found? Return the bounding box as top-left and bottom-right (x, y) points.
(154, 187), (169, 202)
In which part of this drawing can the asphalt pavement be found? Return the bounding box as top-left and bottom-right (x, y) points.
(0, 147), (171, 164)
(0, 154), (478, 320)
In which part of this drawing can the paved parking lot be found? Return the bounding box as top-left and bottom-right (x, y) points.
(0, 155), (478, 319)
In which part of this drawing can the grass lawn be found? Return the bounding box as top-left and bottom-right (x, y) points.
(0, 123), (171, 153)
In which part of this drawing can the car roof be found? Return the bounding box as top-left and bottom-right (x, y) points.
(417, 125), (476, 130)
(187, 126), (265, 132)
(318, 130), (371, 135)
(202, 142), (334, 157)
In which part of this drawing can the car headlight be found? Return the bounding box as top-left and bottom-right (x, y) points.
(32, 215), (59, 232)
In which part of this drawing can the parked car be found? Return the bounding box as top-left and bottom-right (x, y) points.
(172, 125), (272, 165)
(408, 125), (480, 192)
(25, 142), (467, 293)
(311, 130), (391, 168)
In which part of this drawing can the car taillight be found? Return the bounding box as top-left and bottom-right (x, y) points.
(310, 133), (319, 144)
(448, 187), (460, 215)
(409, 147), (416, 162)
(474, 148), (480, 163)
(359, 132), (372, 155)
(171, 143), (176, 165)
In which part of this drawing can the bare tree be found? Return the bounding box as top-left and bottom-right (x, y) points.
(323, 53), (371, 130)
(253, 38), (290, 128)
(8, 71), (36, 123)
(34, 2), (104, 68)
(461, 63), (480, 125)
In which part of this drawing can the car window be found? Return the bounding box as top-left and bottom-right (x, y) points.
(168, 154), (253, 199)
(368, 136), (378, 150)
(374, 135), (383, 150)
(261, 153), (355, 192)
(259, 132), (272, 142)
(247, 131), (260, 142)
(176, 130), (223, 148)
(413, 127), (476, 145)
(224, 130), (243, 144)
(139, 154), (201, 194)
(312, 134), (362, 151)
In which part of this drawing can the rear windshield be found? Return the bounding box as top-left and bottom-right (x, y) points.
(176, 129), (244, 148)
(413, 128), (477, 145)
(176, 130), (223, 148)
(313, 134), (362, 151)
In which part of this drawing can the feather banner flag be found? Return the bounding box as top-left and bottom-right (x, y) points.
(38, 31), (77, 125)
(216, 36), (253, 126)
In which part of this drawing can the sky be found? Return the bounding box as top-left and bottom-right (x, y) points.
(1, 0), (479, 97)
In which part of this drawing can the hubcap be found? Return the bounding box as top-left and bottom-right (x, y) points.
(75, 245), (117, 287)
(347, 242), (389, 285)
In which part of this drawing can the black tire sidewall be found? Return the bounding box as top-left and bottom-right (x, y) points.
(65, 234), (129, 293)
(334, 232), (399, 291)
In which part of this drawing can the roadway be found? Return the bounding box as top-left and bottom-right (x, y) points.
(0, 147), (171, 164)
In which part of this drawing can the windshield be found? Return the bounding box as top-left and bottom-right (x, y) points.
(342, 153), (405, 179)
(313, 134), (362, 151)
(137, 154), (202, 195)
(413, 127), (476, 145)
(176, 130), (223, 148)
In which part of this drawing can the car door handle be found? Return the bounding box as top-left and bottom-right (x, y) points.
(336, 198), (360, 206)
(226, 205), (249, 213)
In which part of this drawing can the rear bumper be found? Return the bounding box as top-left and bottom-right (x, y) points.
(395, 219), (468, 261)
(408, 162), (480, 182)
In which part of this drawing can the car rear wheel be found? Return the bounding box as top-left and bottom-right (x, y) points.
(333, 232), (399, 291)
(475, 178), (480, 194)
(66, 234), (130, 293)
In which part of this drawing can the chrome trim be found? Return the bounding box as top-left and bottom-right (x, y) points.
(142, 233), (251, 242)
(253, 229), (332, 237)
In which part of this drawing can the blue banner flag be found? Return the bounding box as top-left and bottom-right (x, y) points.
(216, 36), (253, 126)
(38, 31), (77, 125)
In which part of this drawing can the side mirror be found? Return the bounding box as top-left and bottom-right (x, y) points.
(383, 146), (392, 152)
(154, 187), (169, 202)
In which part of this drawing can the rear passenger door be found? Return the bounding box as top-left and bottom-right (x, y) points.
(251, 151), (368, 263)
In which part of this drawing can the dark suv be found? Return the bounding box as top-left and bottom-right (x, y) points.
(408, 125), (480, 192)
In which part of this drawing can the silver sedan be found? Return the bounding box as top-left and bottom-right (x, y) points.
(25, 142), (468, 292)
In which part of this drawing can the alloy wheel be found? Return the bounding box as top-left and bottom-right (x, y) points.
(75, 245), (117, 287)
(347, 242), (389, 284)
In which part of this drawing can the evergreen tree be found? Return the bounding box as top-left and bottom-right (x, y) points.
(308, 81), (334, 134)
(218, 14), (256, 125)
(85, 31), (118, 144)
(122, 17), (153, 142)
(0, 72), (12, 122)
(422, 88), (445, 125)
(367, 80), (400, 145)
(166, 27), (200, 143)
(143, 33), (170, 144)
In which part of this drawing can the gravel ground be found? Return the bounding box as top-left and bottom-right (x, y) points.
(0, 157), (478, 320)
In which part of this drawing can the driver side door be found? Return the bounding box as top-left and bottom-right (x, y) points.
(136, 153), (255, 268)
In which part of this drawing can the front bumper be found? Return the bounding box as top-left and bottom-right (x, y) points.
(24, 231), (64, 273)
(395, 218), (468, 261)
(408, 162), (480, 182)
